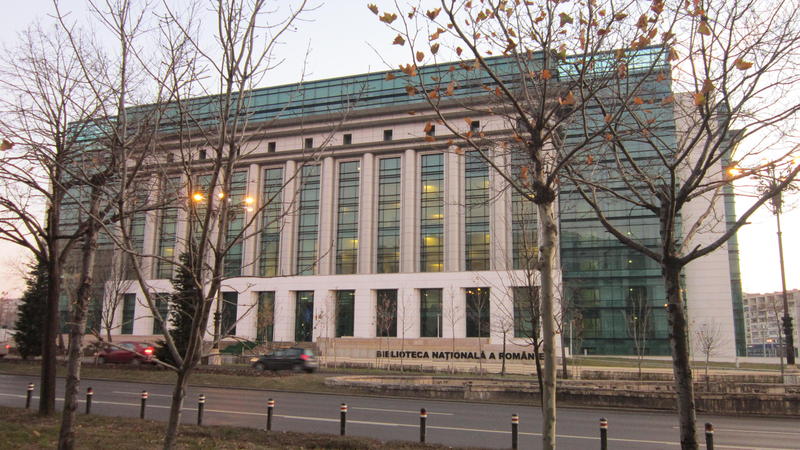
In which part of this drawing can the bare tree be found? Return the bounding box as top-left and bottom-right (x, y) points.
(694, 320), (723, 392)
(375, 289), (398, 369)
(624, 287), (653, 380)
(444, 285), (461, 373)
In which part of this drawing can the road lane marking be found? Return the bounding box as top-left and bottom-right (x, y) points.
(0, 393), (785, 449)
(351, 406), (453, 416)
(672, 426), (800, 436)
(113, 391), (172, 397)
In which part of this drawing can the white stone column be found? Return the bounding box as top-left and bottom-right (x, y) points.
(490, 283), (514, 345)
(354, 288), (376, 337)
(401, 149), (417, 273)
(398, 287), (420, 338)
(445, 150), (463, 272)
(279, 161), (297, 276)
(241, 163), (260, 276)
(442, 285), (466, 339)
(313, 289), (335, 340)
(317, 157), (336, 275)
(358, 153), (376, 274)
(273, 289), (294, 341)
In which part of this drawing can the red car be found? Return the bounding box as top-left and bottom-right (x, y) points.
(97, 342), (155, 365)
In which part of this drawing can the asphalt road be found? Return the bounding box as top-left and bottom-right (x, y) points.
(0, 373), (797, 449)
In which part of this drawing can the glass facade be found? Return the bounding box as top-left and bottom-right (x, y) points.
(336, 161), (360, 274)
(152, 294), (169, 335)
(295, 291), (314, 342)
(465, 152), (490, 270)
(377, 157), (401, 273)
(335, 290), (355, 337)
(466, 287), (490, 338)
(420, 288), (442, 337)
(156, 176), (181, 279)
(260, 167), (283, 277)
(121, 293), (136, 335)
(223, 171), (247, 277)
(296, 165), (321, 275)
(256, 291), (275, 343)
(376, 289), (398, 337)
(221, 291), (238, 336)
(420, 154), (444, 272)
(513, 286), (537, 339)
(511, 153), (538, 270)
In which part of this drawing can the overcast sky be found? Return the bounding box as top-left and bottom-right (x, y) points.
(0, 1), (797, 297)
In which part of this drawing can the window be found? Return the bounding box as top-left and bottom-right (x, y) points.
(121, 294), (136, 335)
(295, 291), (314, 342)
(383, 129), (393, 141)
(420, 288), (442, 337)
(336, 161), (360, 274)
(343, 134), (352, 145)
(223, 171), (247, 276)
(511, 153), (537, 269)
(376, 289), (398, 337)
(167, 152), (175, 163)
(336, 290), (355, 337)
(466, 287), (490, 337)
(221, 291), (238, 336)
(426, 125), (436, 136)
(152, 294), (169, 335)
(377, 158), (401, 273)
(420, 154), (444, 272)
(199, 149), (207, 160)
(156, 176), (181, 279)
(260, 167), (283, 277)
(465, 151), (490, 270)
(304, 137), (314, 149)
(257, 292), (275, 343)
(268, 141), (276, 153)
(296, 165), (321, 275)
(470, 120), (480, 134)
(514, 286), (538, 338)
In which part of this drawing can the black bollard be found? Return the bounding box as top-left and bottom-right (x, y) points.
(511, 414), (519, 450)
(140, 391), (148, 419)
(420, 408), (428, 443)
(25, 383), (34, 409)
(266, 398), (275, 431)
(85, 387), (93, 414)
(340, 403), (347, 436)
(197, 394), (205, 426)
(600, 417), (608, 450)
(705, 422), (714, 450)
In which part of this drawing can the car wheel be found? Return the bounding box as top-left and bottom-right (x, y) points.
(304, 368), (315, 374)
(253, 362), (266, 371)
(98, 356), (106, 364)
(292, 363), (302, 373)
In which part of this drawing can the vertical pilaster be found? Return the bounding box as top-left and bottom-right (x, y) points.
(140, 175), (159, 279)
(401, 149), (417, 273)
(241, 163), (260, 276)
(273, 289), (293, 341)
(353, 289), (375, 337)
(358, 153), (376, 274)
(398, 286), (420, 338)
(445, 150), (462, 272)
(279, 161), (297, 276)
(317, 157), (336, 275)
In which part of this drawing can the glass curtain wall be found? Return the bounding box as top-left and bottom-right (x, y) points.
(465, 151), (490, 270)
(221, 291), (238, 336)
(377, 158), (401, 273)
(420, 154), (444, 272)
(156, 176), (181, 279)
(335, 290), (355, 337)
(510, 153), (538, 270)
(376, 289), (398, 337)
(152, 294), (169, 335)
(296, 165), (321, 275)
(466, 287), (490, 337)
(256, 291), (275, 343)
(121, 293), (136, 334)
(513, 286), (538, 339)
(336, 161), (360, 274)
(420, 288), (443, 337)
(223, 171), (247, 276)
(295, 291), (314, 341)
(260, 167), (283, 277)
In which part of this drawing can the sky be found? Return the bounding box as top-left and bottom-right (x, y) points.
(0, 1), (797, 298)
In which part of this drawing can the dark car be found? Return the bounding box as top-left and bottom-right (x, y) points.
(250, 347), (318, 373)
(97, 342), (155, 365)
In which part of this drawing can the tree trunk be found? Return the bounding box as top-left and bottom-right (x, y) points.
(664, 262), (697, 449)
(163, 369), (190, 450)
(501, 331), (507, 376)
(41, 238), (61, 416)
(560, 338), (568, 379)
(538, 201), (559, 450)
(58, 195), (100, 450)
